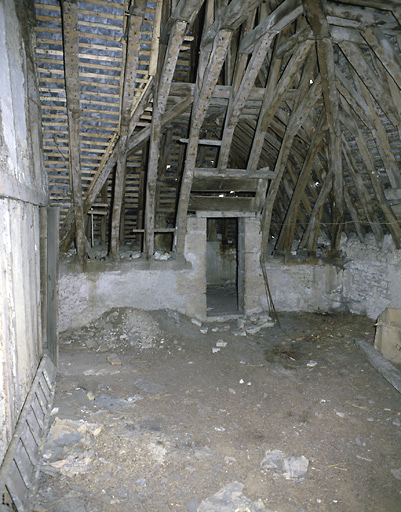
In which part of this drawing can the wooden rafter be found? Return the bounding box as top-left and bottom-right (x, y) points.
(36, 0), (401, 256)
(110, 4), (144, 258)
(276, 111), (326, 251)
(239, 0), (304, 54)
(60, 0), (86, 261)
(352, 75), (401, 189)
(341, 107), (401, 248)
(341, 135), (384, 245)
(261, 75), (322, 256)
(145, 20), (188, 258)
(176, 29), (233, 254)
(218, 32), (275, 170)
(299, 169), (333, 252)
(59, 82), (153, 252)
(303, 0), (343, 250)
(247, 38), (314, 172)
(339, 40), (401, 129)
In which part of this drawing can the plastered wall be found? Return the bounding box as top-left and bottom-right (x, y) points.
(58, 224), (401, 337)
(0, 0), (46, 464)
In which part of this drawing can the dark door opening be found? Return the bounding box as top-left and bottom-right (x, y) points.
(206, 218), (239, 317)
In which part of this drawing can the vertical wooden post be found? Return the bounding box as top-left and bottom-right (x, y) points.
(46, 207), (59, 366)
(144, 20), (188, 258)
(110, 8), (144, 258)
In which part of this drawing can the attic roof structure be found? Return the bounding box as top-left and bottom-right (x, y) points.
(33, 0), (401, 262)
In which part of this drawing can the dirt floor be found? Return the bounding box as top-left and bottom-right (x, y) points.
(33, 309), (401, 512)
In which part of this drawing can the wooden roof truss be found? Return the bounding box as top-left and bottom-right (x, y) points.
(33, 0), (401, 261)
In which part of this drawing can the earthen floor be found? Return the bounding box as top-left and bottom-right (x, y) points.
(33, 310), (401, 512)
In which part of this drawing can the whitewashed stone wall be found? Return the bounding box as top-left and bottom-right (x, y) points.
(342, 234), (401, 319)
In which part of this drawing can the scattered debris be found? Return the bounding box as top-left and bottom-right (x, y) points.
(307, 360), (318, 367)
(261, 450), (309, 481)
(41, 418), (102, 477)
(212, 347), (221, 354)
(283, 456), (309, 481)
(391, 468), (401, 481)
(216, 340), (227, 348)
(191, 318), (202, 327)
(48, 453), (93, 477)
(83, 368), (120, 376)
(107, 354), (122, 366)
(261, 449), (285, 471)
(154, 251), (170, 260)
(356, 455), (373, 462)
(197, 482), (270, 512)
(224, 456), (236, 464)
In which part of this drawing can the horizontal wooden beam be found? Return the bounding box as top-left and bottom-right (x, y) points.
(189, 196), (256, 212)
(132, 228), (175, 233)
(194, 167), (276, 178)
(191, 177), (260, 192)
(179, 138), (222, 145)
(169, 82), (298, 103)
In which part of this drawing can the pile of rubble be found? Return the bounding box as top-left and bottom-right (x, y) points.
(60, 308), (162, 352)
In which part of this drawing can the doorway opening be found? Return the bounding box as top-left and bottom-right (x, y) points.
(206, 217), (240, 317)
